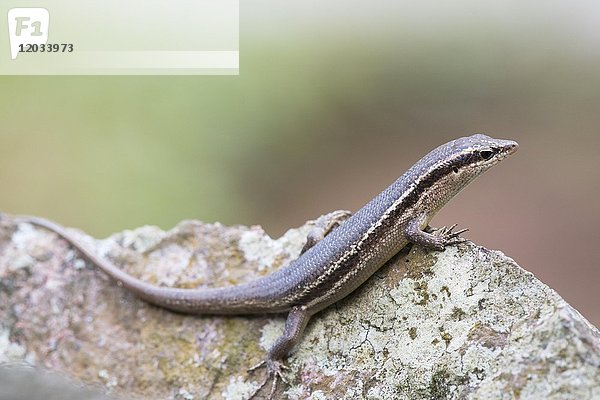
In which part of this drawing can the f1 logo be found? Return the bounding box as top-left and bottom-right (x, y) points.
(7, 8), (49, 60)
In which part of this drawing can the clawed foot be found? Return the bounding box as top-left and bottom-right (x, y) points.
(246, 359), (289, 400)
(432, 224), (468, 248)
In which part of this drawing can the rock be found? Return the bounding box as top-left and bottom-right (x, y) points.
(0, 213), (598, 400)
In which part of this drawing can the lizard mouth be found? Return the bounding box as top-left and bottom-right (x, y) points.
(505, 141), (519, 155)
(497, 140), (518, 159)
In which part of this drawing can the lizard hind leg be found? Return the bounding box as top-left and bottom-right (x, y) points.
(246, 211), (349, 399)
(246, 306), (312, 400)
(300, 210), (352, 254)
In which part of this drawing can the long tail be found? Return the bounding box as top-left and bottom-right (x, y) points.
(12, 216), (283, 315)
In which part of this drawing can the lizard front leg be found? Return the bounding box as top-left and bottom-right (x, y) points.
(248, 306), (311, 399)
(406, 214), (468, 251)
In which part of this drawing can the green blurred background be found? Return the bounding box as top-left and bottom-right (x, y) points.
(1, 1), (599, 325)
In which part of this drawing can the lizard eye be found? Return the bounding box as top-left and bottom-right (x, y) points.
(479, 150), (494, 160)
(452, 167), (459, 173)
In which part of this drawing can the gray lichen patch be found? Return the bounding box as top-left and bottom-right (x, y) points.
(1, 213), (599, 399)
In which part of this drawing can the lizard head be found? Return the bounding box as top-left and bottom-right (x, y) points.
(448, 133), (518, 173)
(448, 133), (518, 171)
(413, 133), (518, 214)
(443, 133), (517, 194)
